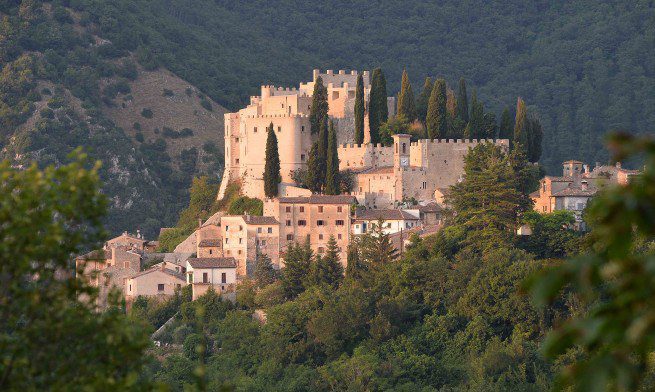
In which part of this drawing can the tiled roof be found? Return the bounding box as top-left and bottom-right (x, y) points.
(202, 211), (223, 227)
(198, 239), (222, 247)
(529, 190), (540, 198)
(278, 195), (357, 205)
(355, 209), (420, 221)
(187, 257), (237, 269)
(77, 249), (110, 260)
(243, 215), (279, 225)
(130, 266), (185, 280)
(417, 202), (442, 213)
(551, 186), (598, 197)
(546, 176), (574, 182)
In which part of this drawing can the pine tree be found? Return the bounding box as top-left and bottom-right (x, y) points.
(310, 76), (329, 135)
(416, 77), (432, 124)
(498, 107), (513, 140)
(345, 242), (366, 281)
(263, 122), (281, 198)
(359, 218), (398, 266)
(368, 68), (388, 144)
(514, 97), (528, 149)
(281, 238), (313, 299)
(309, 236), (344, 288)
(482, 112), (498, 139)
(354, 73), (365, 144)
(426, 79), (447, 139)
(456, 77), (469, 124)
(325, 120), (340, 195)
(254, 251), (277, 287)
(397, 69), (417, 122)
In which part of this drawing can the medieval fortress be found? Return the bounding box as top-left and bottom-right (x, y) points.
(218, 69), (508, 207)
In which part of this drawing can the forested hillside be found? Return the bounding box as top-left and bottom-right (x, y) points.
(69, 0), (654, 172)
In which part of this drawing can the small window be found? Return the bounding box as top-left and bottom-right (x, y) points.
(238, 250), (242, 255)
(209, 249), (213, 255)
(299, 206), (305, 213)
(235, 158), (239, 164)
(254, 127), (258, 133)
(318, 206), (324, 213)
(268, 227), (273, 233)
(317, 220), (325, 226)
(319, 234), (324, 240)
(203, 273), (208, 283)
(298, 220), (306, 226)
(124, 262), (130, 268)
(277, 126), (281, 132)
(239, 225), (243, 231)
(301, 125), (305, 132)
(318, 247), (325, 254)
(235, 138), (239, 142)
(337, 206), (342, 212)
(287, 234), (294, 241)
(286, 220), (291, 226)
(158, 284), (164, 292)
(301, 154), (305, 162)
(129, 284), (132, 292)
(221, 273), (227, 284)
(285, 206), (291, 213)
(225, 225), (229, 231)
(338, 234), (342, 240)
(258, 227), (262, 233)
(227, 250), (231, 255)
(239, 238), (243, 244)
(335, 220), (344, 226)
(225, 238), (229, 244)
(261, 240), (266, 246)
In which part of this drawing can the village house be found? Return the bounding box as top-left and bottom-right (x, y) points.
(264, 195), (356, 267)
(219, 215), (280, 275)
(125, 261), (185, 302)
(352, 209), (421, 235)
(185, 257), (237, 300)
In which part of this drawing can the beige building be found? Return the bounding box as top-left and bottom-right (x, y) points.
(125, 262), (185, 301)
(186, 257), (237, 300)
(264, 195), (356, 267)
(341, 134), (510, 208)
(218, 69), (396, 200)
(220, 215), (280, 275)
(352, 209), (421, 235)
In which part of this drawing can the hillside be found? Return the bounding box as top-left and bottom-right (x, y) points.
(0, 1), (226, 237)
(70, 0), (654, 173)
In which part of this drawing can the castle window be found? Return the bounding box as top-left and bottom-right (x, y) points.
(268, 227), (273, 233)
(258, 227), (262, 233)
(238, 250), (242, 255)
(318, 206), (324, 213)
(285, 206), (291, 212)
(286, 220), (291, 226)
(402, 143), (406, 154)
(317, 220), (325, 226)
(337, 206), (342, 212)
(318, 247), (325, 254)
(235, 159), (239, 164)
(319, 234), (323, 240)
(298, 220), (306, 226)
(301, 126), (305, 132)
(235, 138), (239, 142)
(301, 154), (305, 162)
(254, 127), (257, 133)
(281, 103), (284, 108)
(209, 249), (213, 255)
(287, 234), (294, 241)
(221, 273), (227, 283)
(338, 234), (342, 239)
(261, 240), (267, 246)
(239, 238), (243, 244)
(158, 284), (165, 292)
(299, 206), (305, 212)
(225, 238), (229, 244)
(335, 220), (344, 226)
(277, 126), (281, 132)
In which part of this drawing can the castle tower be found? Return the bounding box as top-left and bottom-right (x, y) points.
(563, 160), (584, 178)
(393, 134), (411, 168)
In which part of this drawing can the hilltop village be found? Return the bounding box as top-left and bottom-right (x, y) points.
(77, 69), (640, 307)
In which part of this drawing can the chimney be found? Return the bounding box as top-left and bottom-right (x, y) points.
(198, 218), (203, 228)
(136, 229), (141, 239)
(583, 164), (589, 174)
(581, 180), (588, 191)
(595, 162), (601, 170)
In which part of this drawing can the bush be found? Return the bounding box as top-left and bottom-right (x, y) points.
(163, 88), (174, 97)
(141, 108), (153, 118)
(200, 98), (212, 111)
(228, 196), (263, 216)
(173, 325), (194, 345)
(162, 127), (194, 139)
(40, 108), (55, 119)
(135, 132), (144, 143)
(133, 122), (141, 131)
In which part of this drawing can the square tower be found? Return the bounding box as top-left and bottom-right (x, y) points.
(393, 134), (411, 168)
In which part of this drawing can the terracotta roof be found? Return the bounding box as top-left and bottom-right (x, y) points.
(77, 249), (110, 260)
(529, 190), (540, 198)
(130, 266), (185, 281)
(563, 160), (584, 164)
(546, 176), (574, 182)
(202, 211), (223, 227)
(243, 215), (278, 225)
(187, 257), (237, 269)
(355, 209), (420, 221)
(551, 186), (598, 197)
(278, 195), (357, 205)
(198, 239), (222, 247)
(417, 202), (442, 213)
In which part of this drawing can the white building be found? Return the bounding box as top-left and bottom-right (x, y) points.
(185, 257), (237, 300)
(352, 209), (421, 235)
(125, 262), (185, 301)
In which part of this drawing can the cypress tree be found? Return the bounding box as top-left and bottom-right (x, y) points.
(368, 68), (388, 144)
(397, 69), (417, 122)
(309, 236), (344, 288)
(306, 141), (322, 193)
(416, 77), (432, 124)
(456, 77), (469, 124)
(526, 117), (544, 163)
(426, 78), (447, 139)
(482, 112), (498, 139)
(281, 239), (313, 299)
(498, 107), (513, 140)
(354, 73), (365, 144)
(325, 120), (340, 195)
(468, 90), (484, 139)
(263, 122), (281, 198)
(309, 77), (328, 135)
(514, 97), (529, 149)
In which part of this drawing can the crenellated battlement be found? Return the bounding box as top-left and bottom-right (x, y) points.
(244, 113), (309, 119)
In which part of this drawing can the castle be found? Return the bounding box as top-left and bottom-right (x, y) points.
(218, 69), (508, 206)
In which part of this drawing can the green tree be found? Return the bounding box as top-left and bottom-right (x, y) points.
(281, 238), (313, 299)
(359, 218), (398, 267)
(397, 69), (416, 122)
(309, 76), (328, 135)
(528, 134), (655, 391)
(513, 97), (528, 148)
(0, 150), (151, 390)
(309, 236), (344, 289)
(325, 120), (340, 195)
(498, 106), (513, 140)
(416, 77), (432, 124)
(456, 77), (469, 124)
(354, 73), (365, 144)
(345, 242), (367, 282)
(264, 122), (281, 198)
(526, 117), (544, 163)
(426, 78), (447, 139)
(368, 68), (388, 144)
(467, 89), (484, 139)
(379, 114), (413, 146)
(305, 141), (323, 193)
(481, 112), (498, 139)
(254, 252), (277, 288)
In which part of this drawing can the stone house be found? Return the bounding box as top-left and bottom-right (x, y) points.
(219, 215), (280, 275)
(125, 262), (185, 302)
(185, 257), (237, 300)
(352, 209), (421, 235)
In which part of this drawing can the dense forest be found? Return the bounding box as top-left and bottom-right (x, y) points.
(64, 0), (654, 172)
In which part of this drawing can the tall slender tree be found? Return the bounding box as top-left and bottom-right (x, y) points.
(514, 97), (528, 148)
(263, 122), (281, 198)
(368, 68), (388, 144)
(354, 73), (365, 144)
(526, 117), (544, 163)
(281, 238), (313, 299)
(467, 89), (484, 139)
(325, 120), (340, 195)
(309, 76), (328, 135)
(308, 236), (344, 288)
(456, 77), (469, 124)
(416, 77), (432, 124)
(498, 106), (513, 140)
(426, 78), (447, 139)
(397, 69), (417, 122)
(306, 141), (322, 193)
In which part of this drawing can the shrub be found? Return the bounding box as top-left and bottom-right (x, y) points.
(200, 98), (212, 111)
(163, 88), (174, 97)
(228, 196), (263, 216)
(135, 132), (144, 143)
(141, 108), (153, 118)
(40, 108), (55, 119)
(133, 122), (141, 131)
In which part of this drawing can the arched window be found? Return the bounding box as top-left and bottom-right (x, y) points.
(402, 143), (406, 154)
